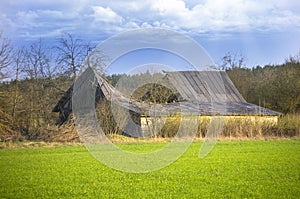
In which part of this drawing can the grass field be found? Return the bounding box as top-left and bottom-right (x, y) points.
(1, 140), (300, 198)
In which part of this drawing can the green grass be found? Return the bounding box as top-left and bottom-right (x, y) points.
(1, 140), (300, 198)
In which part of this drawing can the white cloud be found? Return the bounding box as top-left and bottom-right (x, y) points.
(151, 0), (188, 16)
(1, 0), (300, 41)
(83, 0), (300, 35)
(92, 6), (123, 24)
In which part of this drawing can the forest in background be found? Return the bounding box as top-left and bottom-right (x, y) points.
(0, 32), (299, 141)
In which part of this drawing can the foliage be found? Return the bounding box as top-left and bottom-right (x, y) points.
(0, 76), (73, 141)
(0, 141), (299, 198)
(226, 60), (300, 113)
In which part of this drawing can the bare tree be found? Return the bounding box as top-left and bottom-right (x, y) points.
(84, 47), (108, 75)
(11, 47), (26, 126)
(22, 39), (51, 79)
(20, 39), (52, 135)
(55, 33), (93, 78)
(219, 52), (246, 70)
(0, 32), (13, 80)
(285, 51), (300, 64)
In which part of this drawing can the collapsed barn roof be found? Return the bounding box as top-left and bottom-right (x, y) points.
(53, 67), (280, 125)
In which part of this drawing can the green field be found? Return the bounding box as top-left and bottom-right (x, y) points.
(1, 140), (300, 198)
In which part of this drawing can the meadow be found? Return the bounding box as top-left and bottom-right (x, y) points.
(1, 140), (300, 198)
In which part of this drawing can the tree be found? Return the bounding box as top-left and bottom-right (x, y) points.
(19, 39), (52, 136)
(219, 52), (246, 70)
(285, 51), (300, 64)
(0, 32), (13, 80)
(54, 33), (93, 78)
(10, 47), (26, 127)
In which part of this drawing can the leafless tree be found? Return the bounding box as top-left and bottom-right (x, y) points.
(22, 39), (50, 79)
(20, 39), (52, 135)
(219, 52), (246, 70)
(11, 47), (26, 126)
(54, 33), (94, 78)
(285, 51), (300, 64)
(0, 32), (13, 80)
(84, 47), (108, 75)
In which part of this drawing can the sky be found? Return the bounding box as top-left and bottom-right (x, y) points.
(1, 0), (300, 73)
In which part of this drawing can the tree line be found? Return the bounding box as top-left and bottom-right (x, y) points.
(225, 57), (300, 114)
(0, 32), (299, 141)
(0, 32), (93, 141)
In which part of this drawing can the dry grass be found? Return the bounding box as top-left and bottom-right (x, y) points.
(1, 114), (299, 145)
(2, 136), (299, 149)
(0, 141), (82, 149)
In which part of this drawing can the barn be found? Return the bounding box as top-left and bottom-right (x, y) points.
(53, 67), (280, 137)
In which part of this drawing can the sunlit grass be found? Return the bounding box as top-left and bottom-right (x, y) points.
(1, 140), (299, 198)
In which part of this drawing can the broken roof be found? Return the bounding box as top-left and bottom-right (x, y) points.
(53, 67), (280, 119)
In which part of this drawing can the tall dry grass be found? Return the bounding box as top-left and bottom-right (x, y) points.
(158, 114), (300, 139)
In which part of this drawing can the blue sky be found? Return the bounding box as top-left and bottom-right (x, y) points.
(1, 0), (300, 72)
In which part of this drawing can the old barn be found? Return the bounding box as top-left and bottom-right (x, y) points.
(53, 67), (280, 137)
